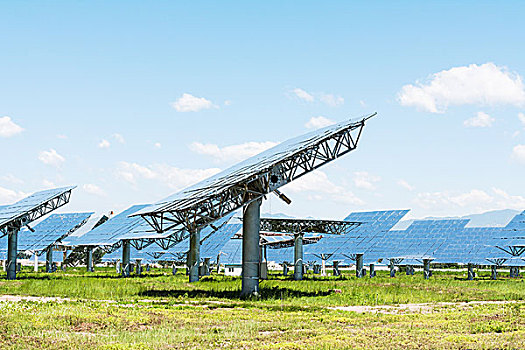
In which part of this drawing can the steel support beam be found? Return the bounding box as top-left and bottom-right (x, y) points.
(122, 240), (131, 277)
(423, 259), (431, 280)
(282, 262), (289, 276)
(491, 265), (498, 280)
(46, 248), (54, 273)
(135, 259), (142, 276)
(188, 227), (201, 283)
(467, 264), (475, 280)
(355, 253), (364, 278)
(241, 198), (261, 298)
(294, 233), (304, 281)
(6, 229), (18, 280)
(33, 254), (38, 272)
(333, 261), (341, 276)
(86, 247), (94, 272)
(369, 263), (375, 278)
(389, 261), (396, 278)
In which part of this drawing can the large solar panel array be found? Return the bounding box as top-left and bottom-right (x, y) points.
(307, 210), (410, 262)
(219, 209), (525, 267)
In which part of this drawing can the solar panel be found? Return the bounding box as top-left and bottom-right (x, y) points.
(17, 212), (93, 254)
(307, 210), (409, 263)
(132, 114), (375, 236)
(0, 186), (75, 237)
(70, 205), (150, 247)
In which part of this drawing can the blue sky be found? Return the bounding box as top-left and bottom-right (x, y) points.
(1, 1), (525, 220)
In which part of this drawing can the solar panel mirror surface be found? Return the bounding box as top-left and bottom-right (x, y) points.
(0, 186), (75, 236)
(17, 212), (93, 253)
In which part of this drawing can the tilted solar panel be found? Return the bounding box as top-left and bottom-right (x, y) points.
(0, 186), (75, 236)
(17, 212), (93, 253)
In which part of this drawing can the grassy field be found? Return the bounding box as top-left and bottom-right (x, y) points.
(0, 267), (524, 349)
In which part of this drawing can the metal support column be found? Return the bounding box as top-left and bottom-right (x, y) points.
(201, 257), (211, 276)
(33, 254), (39, 272)
(333, 261), (341, 276)
(294, 233), (304, 281)
(46, 248), (54, 273)
(491, 265), (498, 280)
(321, 257), (327, 276)
(283, 262), (289, 276)
(467, 264), (475, 280)
(7, 229), (19, 280)
(356, 253), (364, 278)
(85, 247), (94, 272)
(389, 261), (396, 278)
(241, 198), (261, 298)
(216, 253), (221, 273)
(135, 259), (142, 276)
(369, 263), (376, 278)
(188, 227), (201, 283)
(122, 240), (131, 277)
(423, 259), (431, 280)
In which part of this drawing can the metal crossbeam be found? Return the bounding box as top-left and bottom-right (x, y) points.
(262, 234), (321, 249)
(259, 218), (361, 236)
(135, 115), (374, 235)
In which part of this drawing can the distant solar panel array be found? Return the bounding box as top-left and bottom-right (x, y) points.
(218, 210), (525, 268)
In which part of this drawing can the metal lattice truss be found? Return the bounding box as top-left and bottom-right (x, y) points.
(260, 218), (361, 236)
(134, 114), (375, 236)
(486, 257), (508, 267)
(0, 188), (74, 237)
(261, 234), (321, 249)
(495, 245), (525, 257)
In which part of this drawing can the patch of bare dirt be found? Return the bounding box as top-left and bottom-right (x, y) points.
(329, 300), (522, 314)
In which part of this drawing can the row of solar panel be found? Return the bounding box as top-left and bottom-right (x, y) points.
(2, 188), (525, 268)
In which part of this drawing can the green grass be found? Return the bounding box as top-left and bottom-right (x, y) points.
(0, 267), (524, 349)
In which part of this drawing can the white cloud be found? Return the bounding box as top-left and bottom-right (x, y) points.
(518, 112), (525, 127)
(170, 93), (215, 112)
(0, 186), (27, 205)
(284, 171), (364, 205)
(116, 161), (221, 191)
(492, 188), (525, 210)
(0, 116), (24, 137)
(189, 141), (278, 163)
(38, 149), (65, 167)
(292, 88), (314, 102)
(0, 174), (24, 185)
(512, 144), (525, 163)
(42, 179), (57, 189)
(397, 179), (415, 191)
(154, 142), (162, 149)
(463, 112), (495, 128)
(98, 139), (111, 149)
(113, 133), (125, 144)
(224, 100), (232, 106)
(290, 88), (344, 107)
(414, 189), (493, 210)
(320, 93), (344, 107)
(359, 100), (366, 107)
(398, 63), (525, 113)
(353, 171), (381, 190)
(57, 134), (68, 140)
(305, 116), (335, 129)
(82, 184), (106, 197)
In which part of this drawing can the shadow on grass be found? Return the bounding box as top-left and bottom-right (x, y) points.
(139, 285), (332, 300)
(7, 272), (168, 280)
